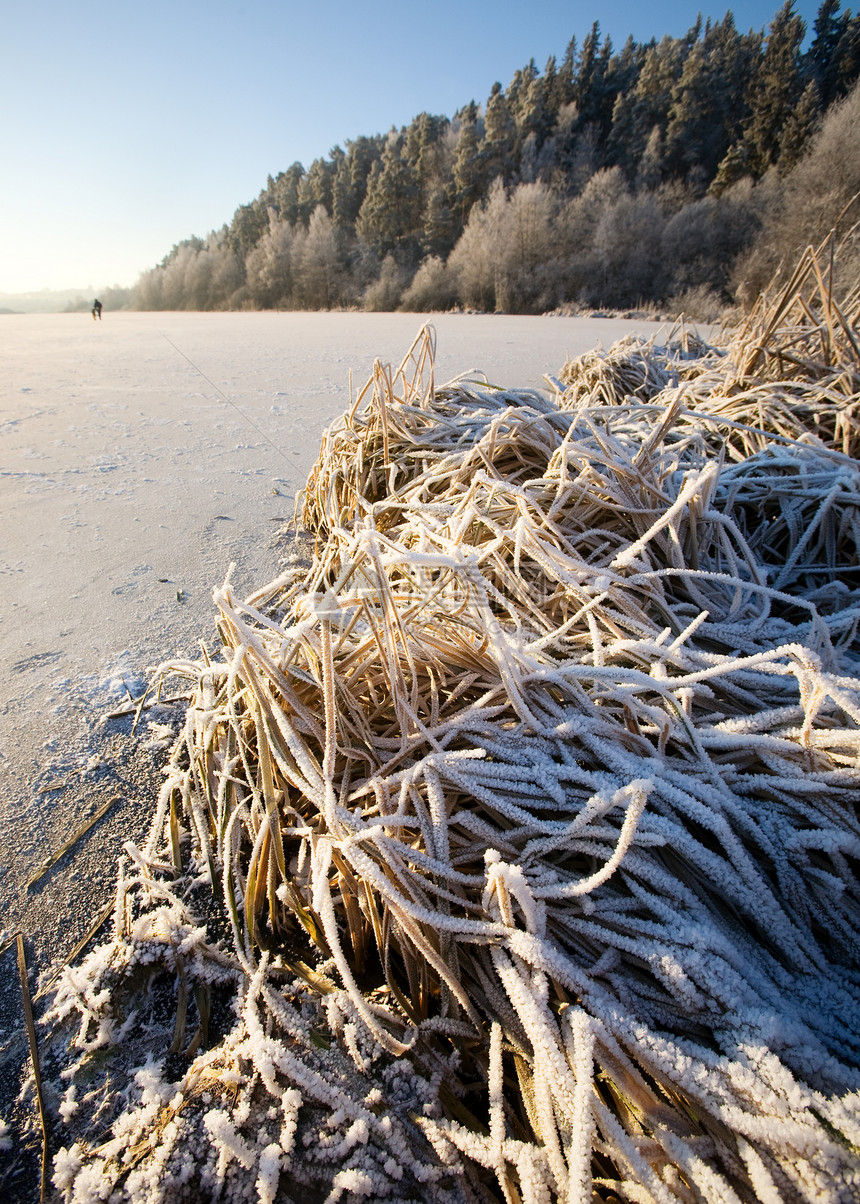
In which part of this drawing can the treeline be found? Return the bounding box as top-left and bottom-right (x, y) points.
(133, 0), (860, 316)
(64, 284), (135, 313)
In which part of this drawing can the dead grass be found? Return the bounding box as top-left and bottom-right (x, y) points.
(48, 236), (860, 1203)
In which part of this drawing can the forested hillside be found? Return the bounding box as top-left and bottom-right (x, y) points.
(133, 0), (860, 315)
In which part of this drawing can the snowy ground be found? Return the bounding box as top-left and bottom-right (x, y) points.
(0, 309), (675, 1191)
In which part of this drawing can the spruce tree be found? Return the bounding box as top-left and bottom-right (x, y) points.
(575, 24), (601, 123)
(554, 36), (577, 109)
(710, 140), (755, 195)
(833, 11), (860, 97)
(355, 136), (421, 260)
(408, 112), (450, 202)
(227, 200), (268, 258)
(482, 83), (516, 184)
(297, 158), (335, 227)
(451, 112), (484, 224)
(808, 0), (848, 106)
(332, 151), (357, 233)
(420, 189), (458, 258)
(506, 61), (538, 148)
(270, 164), (305, 227)
(608, 34), (687, 177)
(665, 15), (760, 186)
(778, 79), (821, 170)
(517, 63), (555, 157)
(731, 1), (806, 179)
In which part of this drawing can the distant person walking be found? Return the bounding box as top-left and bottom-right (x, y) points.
(92, 298), (103, 320)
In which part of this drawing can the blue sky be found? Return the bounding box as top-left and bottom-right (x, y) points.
(1, 0), (824, 294)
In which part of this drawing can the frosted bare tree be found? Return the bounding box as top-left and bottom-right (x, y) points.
(245, 211), (295, 307)
(294, 206), (342, 309)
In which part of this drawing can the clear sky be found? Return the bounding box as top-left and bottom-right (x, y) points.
(1, 0), (824, 295)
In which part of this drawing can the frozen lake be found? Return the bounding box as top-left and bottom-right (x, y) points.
(0, 309), (676, 963)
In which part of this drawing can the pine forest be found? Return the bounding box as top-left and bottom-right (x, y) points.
(127, 0), (860, 317)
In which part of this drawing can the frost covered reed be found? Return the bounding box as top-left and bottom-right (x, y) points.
(48, 258), (860, 1203)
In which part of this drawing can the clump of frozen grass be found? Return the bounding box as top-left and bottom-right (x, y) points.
(48, 936), (475, 1203)
(45, 862), (236, 1061)
(48, 245), (860, 1203)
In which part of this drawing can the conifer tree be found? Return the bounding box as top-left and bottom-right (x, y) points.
(451, 110), (484, 224)
(506, 61), (538, 148)
(592, 36), (618, 137)
(607, 33), (689, 176)
(332, 153), (356, 233)
(637, 126), (665, 190)
(606, 35), (647, 115)
(355, 160), (384, 251)
(569, 28), (618, 143)
(575, 23), (601, 122)
(270, 164), (305, 227)
(297, 158), (335, 226)
(208, 238), (245, 308)
(710, 141), (754, 194)
(778, 79), (822, 170)
(515, 59), (556, 153)
(407, 112), (450, 203)
(420, 189), (457, 259)
(227, 200), (268, 258)
(540, 56), (560, 133)
(331, 137), (381, 234)
(555, 36), (577, 109)
(836, 13), (860, 95)
(355, 136), (421, 259)
(808, 0), (849, 106)
(665, 16), (760, 186)
(482, 83), (516, 183)
(724, 1), (806, 180)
